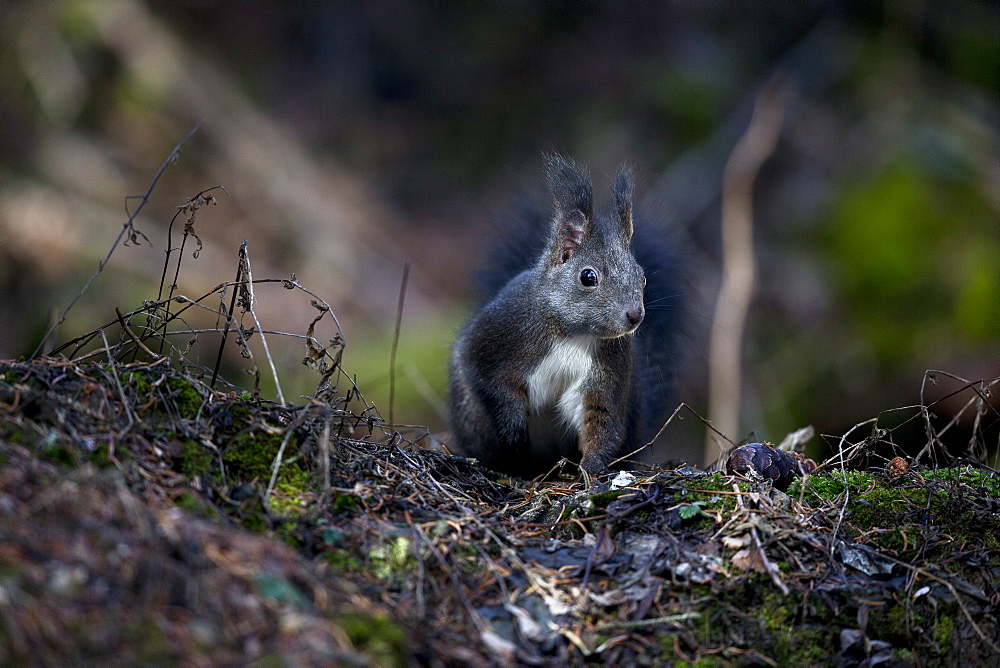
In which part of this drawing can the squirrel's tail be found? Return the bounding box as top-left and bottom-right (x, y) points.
(473, 201), (548, 302)
(631, 218), (688, 440)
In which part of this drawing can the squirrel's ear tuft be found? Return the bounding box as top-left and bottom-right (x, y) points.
(545, 153), (593, 222)
(554, 209), (587, 263)
(544, 154), (593, 264)
(613, 164), (634, 240)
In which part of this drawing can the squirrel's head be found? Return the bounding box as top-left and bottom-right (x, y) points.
(540, 154), (646, 339)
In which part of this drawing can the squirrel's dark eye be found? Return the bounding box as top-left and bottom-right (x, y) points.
(579, 268), (599, 288)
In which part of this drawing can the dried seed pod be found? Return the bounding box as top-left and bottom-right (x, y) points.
(887, 456), (908, 479)
(725, 442), (816, 491)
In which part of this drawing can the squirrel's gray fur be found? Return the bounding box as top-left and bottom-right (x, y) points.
(449, 154), (683, 477)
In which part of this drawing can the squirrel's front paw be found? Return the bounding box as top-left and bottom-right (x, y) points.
(579, 452), (610, 476)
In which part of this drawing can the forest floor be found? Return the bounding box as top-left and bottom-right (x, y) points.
(1, 354), (998, 666)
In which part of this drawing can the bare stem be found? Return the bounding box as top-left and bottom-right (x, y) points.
(704, 81), (790, 465)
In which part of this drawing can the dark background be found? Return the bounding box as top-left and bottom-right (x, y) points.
(1, 1), (996, 466)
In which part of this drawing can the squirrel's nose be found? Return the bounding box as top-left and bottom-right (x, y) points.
(626, 307), (644, 327)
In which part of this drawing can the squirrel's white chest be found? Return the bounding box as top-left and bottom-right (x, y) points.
(525, 337), (597, 449)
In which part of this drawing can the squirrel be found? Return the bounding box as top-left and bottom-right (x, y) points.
(448, 154), (684, 477)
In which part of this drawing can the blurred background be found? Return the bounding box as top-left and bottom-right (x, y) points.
(1, 1), (997, 466)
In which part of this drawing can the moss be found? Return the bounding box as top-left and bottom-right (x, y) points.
(679, 471), (731, 492)
(276, 520), (303, 549)
(120, 368), (152, 392)
(270, 469), (313, 516)
(653, 633), (702, 666)
(753, 591), (830, 664)
(233, 494), (270, 534)
(785, 468), (1000, 564)
(676, 472), (738, 515)
(368, 536), (414, 582)
(679, 578), (882, 665)
(589, 489), (627, 508)
(324, 549), (363, 572)
(175, 491), (216, 519)
(239, 511), (269, 534)
(160, 398), (313, 514)
(222, 430), (302, 484)
(856, 476), (998, 559)
(5, 427), (26, 444)
(167, 376), (207, 418)
(933, 615), (955, 654)
(866, 598), (960, 658)
(170, 406), (319, 542)
(270, 492), (303, 516)
(786, 469), (873, 501)
(35, 434), (128, 471)
(89, 440), (124, 467)
(0, 364), (31, 388)
(37, 435), (80, 467)
(926, 467), (1000, 495)
(176, 439), (214, 478)
(120, 369), (206, 420)
(329, 493), (358, 515)
(883, 600), (910, 638)
(338, 612), (409, 668)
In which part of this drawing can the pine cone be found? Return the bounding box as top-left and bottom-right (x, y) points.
(726, 442), (816, 491)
